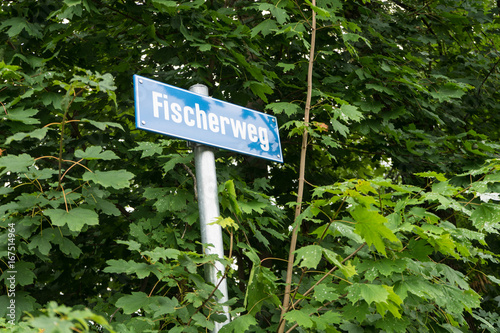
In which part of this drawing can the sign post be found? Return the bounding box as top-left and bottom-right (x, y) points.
(189, 84), (230, 331)
(134, 75), (283, 332)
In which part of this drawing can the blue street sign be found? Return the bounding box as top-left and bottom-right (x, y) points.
(134, 75), (283, 163)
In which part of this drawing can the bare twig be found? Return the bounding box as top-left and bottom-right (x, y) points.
(182, 163), (197, 201)
(477, 57), (500, 96)
(109, 307), (121, 323)
(1, 101), (7, 115)
(289, 242), (366, 310)
(278, 3), (317, 332)
(34, 156), (93, 173)
(186, 265), (229, 326)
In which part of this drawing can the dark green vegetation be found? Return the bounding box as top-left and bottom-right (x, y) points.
(1, 0), (500, 332)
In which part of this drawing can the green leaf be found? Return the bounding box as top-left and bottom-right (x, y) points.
(375, 285), (403, 318)
(277, 62), (296, 73)
(5, 107), (40, 124)
(359, 258), (406, 280)
(322, 248), (357, 278)
(5, 127), (49, 144)
(439, 323), (467, 333)
(347, 283), (403, 318)
(366, 83), (394, 95)
(0, 153), (34, 175)
(414, 171), (448, 181)
(81, 119), (124, 131)
(245, 81), (273, 103)
(191, 312), (214, 330)
(129, 223), (149, 244)
(162, 154), (192, 173)
(347, 283), (389, 306)
(244, 265), (280, 315)
(150, 190), (191, 212)
(104, 259), (159, 279)
(0, 17), (25, 37)
(375, 316), (411, 333)
(0, 261), (36, 286)
(351, 206), (400, 256)
(223, 180), (242, 217)
(266, 102), (302, 116)
(74, 146), (119, 160)
(96, 72), (116, 93)
(330, 119), (349, 137)
(152, 0), (177, 7)
(239, 201), (267, 215)
(294, 245), (323, 269)
(254, 3), (289, 25)
(487, 274), (500, 285)
(0, 186), (13, 195)
(58, 238), (82, 258)
(341, 302), (370, 322)
(283, 309), (314, 328)
(193, 43), (212, 52)
(64, 0), (82, 6)
(211, 216), (239, 231)
(304, 0), (331, 17)
(83, 170), (134, 189)
(312, 311), (342, 330)
(396, 276), (442, 300)
(430, 83), (466, 102)
(116, 292), (150, 315)
(314, 283), (340, 303)
(219, 314), (257, 333)
(44, 207), (99, 232)
(470, 203), (500, 233)
(146, 296), (179, 318)
(0, 292), (36, 322)
(179, 22), (194, 41)
(251, 19), (278, 38)
(339, 104), (363, 122)
(130, 142), (164, 158)
(28, 233), (53, 256)
(438, 286), (480, 314)
(142, 247), (181, 262)
(437, 264), (469, 289)
(93, 198), (120, 216)
(0, 18), (42, 39)
(325, 221), (364, 244)
(116, 239), (142, 252)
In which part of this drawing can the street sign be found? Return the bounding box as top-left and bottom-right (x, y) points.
(134, 75), (283, 163)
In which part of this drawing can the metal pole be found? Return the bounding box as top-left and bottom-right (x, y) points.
(189, 84), (230, 332)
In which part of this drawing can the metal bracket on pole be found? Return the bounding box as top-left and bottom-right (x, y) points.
(190, 84), (230, 332)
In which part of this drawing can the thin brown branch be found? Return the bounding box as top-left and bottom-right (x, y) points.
(60, 184), (69, 212)
(43, 119), (80, 128)
(318, 196), (347, 244)
(289, 242), (366, 311)
(60, 158), (85, 183)
(186, 266), (229, 326)
(278, 3), (317, 332)
(1, 101), (7, 115)
(34, 156), (93, 174)
(182, 163), (197, 201)
(284, 295), (348, 333)
(477, 57), (500, 96)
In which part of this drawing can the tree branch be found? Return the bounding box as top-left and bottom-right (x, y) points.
(278, 3), (316, 332)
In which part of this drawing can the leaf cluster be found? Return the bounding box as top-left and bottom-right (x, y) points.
(1, 0), (500, 332)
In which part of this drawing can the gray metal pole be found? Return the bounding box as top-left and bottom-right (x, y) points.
(189, 84), (230, 332)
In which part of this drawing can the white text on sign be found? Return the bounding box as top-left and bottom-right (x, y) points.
(152, 91), (270, 151)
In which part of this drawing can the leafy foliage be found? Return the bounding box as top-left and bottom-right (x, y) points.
(1, 0), (500, 332)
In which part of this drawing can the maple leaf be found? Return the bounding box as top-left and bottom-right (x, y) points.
(351, 206), (401, 256)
